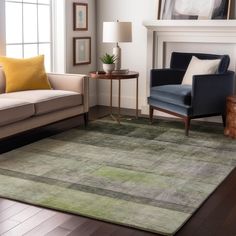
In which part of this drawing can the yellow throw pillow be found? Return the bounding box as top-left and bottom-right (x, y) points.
(0, 55), (51, 93)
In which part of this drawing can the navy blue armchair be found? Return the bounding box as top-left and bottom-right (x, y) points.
(148, 52), (235, 136)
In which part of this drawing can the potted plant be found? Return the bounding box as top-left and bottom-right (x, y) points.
(100, 53), (116, 74)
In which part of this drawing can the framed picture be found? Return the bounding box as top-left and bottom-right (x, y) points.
(73, 37), (91, 65)
(159, 0), (231, 20)
(73, 3), (88, 31)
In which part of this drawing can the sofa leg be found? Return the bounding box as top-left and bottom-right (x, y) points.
(184, 117), (191, 136)
(222, 114), (226, 127)
(149, 106), (154, 124)
(83, 112), (89, 127)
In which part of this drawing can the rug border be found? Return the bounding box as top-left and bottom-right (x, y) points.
(173, 166), (236, 235)
(0, 194), (171, 236)
(0, 167), (234, 236)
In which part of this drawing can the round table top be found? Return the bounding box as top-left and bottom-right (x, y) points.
(90, 71), (139, 80)
(227, 96), (236, 103)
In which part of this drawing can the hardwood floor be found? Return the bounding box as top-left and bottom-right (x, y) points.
(0, 199), (156, 236)
(0, 106), (236, 236)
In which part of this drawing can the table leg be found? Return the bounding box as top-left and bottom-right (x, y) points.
(110, 78), (113, 115)
(136, 77), (139, 119)
(118, 79), (121, 124)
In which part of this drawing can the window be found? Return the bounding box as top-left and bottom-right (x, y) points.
(5, 0), (52, 71)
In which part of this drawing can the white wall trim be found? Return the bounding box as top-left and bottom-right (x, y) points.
(52, 0), (66, 73)
(0, 0), (6, 56)
(144, 20), (236, 69)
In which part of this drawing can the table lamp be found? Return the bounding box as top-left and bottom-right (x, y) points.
(103, 21), (132, 72)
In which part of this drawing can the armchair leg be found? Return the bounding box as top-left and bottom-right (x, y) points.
(149, 106), (154, 124)
(222, 114), (226, 127)
(184, 117), (191, 136)
(83, 112), (89, 127)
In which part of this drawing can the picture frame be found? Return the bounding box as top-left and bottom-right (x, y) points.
(73, 37), (91, 65)
(159, 0), (231, 20)
(73, 3), (88, 31)
(157, 0), (162, 19)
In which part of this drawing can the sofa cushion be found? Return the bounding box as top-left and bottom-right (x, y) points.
(0, 99), (35, 126)
(0, 90), (83, 115)
(150, 85), (192, 107)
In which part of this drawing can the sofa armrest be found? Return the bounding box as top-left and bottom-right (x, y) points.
(192, 71), (235, 116)
(47, 73), (89, 113)
(151, 69), (185, 87)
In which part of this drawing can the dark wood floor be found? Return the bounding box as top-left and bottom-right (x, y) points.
(0, 106), (236, 236)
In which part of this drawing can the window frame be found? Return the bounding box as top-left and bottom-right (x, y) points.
(5, 0), (53, 71)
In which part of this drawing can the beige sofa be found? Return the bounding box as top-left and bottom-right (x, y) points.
(0, 68), (89, 140)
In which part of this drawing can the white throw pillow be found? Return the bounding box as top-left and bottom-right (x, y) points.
(182, 56), (221, 85)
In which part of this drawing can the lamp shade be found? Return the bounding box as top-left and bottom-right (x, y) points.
(103, 22), (132, 43)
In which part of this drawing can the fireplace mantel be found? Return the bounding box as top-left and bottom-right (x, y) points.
(142, 20), (236, 115)
(144, 20), (236, 69)
(143, 20), (236, 32)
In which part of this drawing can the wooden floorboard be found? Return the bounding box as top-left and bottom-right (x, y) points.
(45, 226), (71, 236)
(59, 216), (88, 232)
(0, 199), (16, 212)
(2, 210), (56, 236)
(0, 219), (21, 235)
(24, 213), (72, 236)
(10, 206), (42, 223)
(68, 220), (102, 236)
(0, 203), (29, 224)
(90, 222), (117, 236)
(0, 106), (235, 236)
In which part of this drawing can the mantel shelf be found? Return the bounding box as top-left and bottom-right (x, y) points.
(143, 20), (236, 32)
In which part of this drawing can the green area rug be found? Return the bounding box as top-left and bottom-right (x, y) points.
(0, 117), (236, 235)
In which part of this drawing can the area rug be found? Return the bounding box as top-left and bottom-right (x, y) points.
(0, 117), (236, 235)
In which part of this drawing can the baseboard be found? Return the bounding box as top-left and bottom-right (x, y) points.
(89, 94), (98, 107)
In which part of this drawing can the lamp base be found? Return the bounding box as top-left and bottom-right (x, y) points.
(113, 44), (121, 70)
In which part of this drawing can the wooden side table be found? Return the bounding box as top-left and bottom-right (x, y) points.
(90, 71), (139, 124)
(224, 96), (236, 139)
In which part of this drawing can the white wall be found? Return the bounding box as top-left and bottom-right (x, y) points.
(96, 0), (157, 109)
(65, 0), (97, 107)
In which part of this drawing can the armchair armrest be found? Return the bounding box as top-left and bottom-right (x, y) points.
(47, 73), (89, 113)
(192, 71), (235, 116)
(151, 69), (185, 87)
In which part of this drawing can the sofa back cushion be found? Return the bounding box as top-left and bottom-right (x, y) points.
(0, 67), (6, 94)
(170, 52), (230, 74)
